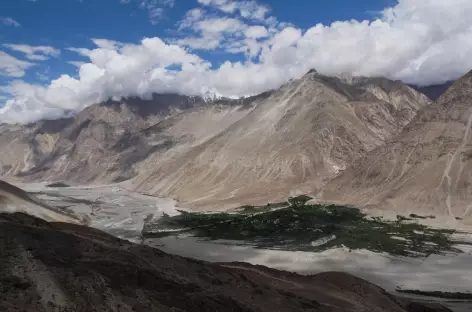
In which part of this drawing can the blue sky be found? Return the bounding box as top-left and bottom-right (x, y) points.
(1, 0), (392, 85)
(1, 0), (472, 123)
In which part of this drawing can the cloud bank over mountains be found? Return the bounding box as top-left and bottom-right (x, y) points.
(1, 0), (472, 123)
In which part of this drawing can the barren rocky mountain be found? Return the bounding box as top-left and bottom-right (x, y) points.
(0, 93), (269, 189)
(0, 70), (430, 209)
(320, 70), (472, 219)
(410, 82), (455, 101)
(0, 211), (452, 312)
(131, 71), (430, 208)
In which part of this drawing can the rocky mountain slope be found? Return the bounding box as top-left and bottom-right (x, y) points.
(0, 71), (430, 209)
(0, 211), (452, 312)
(320, 70), (472, 218)
(0, 93), (267, 188)
(410, 82), (455, 101)
(0, 180), (79, 224)
(131, 72), (431, 209)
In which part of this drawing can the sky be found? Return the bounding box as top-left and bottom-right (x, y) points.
(1, 0), (472, 124)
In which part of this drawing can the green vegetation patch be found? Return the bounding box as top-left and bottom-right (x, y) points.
(46, 182), (71, 188)
(409, 214), (436, 219)
(144, 202), (472, 257)
(396, 289), (472, 300)
(237, 201), (288, 214)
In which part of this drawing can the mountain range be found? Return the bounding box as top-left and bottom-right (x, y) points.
(321, 71), (472, 218)
(0, 69), (470, 217)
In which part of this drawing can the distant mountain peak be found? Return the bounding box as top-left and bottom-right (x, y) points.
(304, 68), (317, 74)
(304, 69), (355, 83)
(202, 90), (223, 102)
(335, 72), (356, 84)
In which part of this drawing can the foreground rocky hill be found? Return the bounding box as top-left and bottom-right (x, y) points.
(0, 180), (79, 224)
(0, 212), (452, 312)
(321, 70), (472, 218)
(0, 71), (430, 209)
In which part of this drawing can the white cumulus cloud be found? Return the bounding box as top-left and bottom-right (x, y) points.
(122, 0), (176, 24)
(3, 44), (60, 61)
(1, 0), (472, 124)
(245, 26), (269, 39)
(198, 0), (271, 22)
(0, 51), (35, 78)
(0, 38), (211, 123)
(175, 12), (265, 54)
(1, 17), (20, 27)
(67, 61), (87, 68)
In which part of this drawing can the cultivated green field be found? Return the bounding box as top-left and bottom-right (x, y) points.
(144, 196), (472, 257)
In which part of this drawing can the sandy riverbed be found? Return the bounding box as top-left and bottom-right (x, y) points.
(17, 183), (472, 311)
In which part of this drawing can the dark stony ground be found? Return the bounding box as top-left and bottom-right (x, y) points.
(0, 212), (452, 312)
